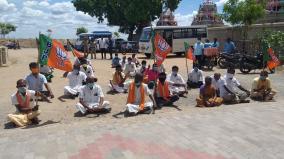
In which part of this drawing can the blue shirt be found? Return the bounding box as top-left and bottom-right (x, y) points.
(211, 41), (220, 48)
(194, 42), (204, 56)
(204, 43), (212, 48)
(112, 57), (121, 66)
(224, 41), (236, 54)
(25, 73), (47, 91)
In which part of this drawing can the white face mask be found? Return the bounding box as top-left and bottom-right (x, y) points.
(227, 73), (234, 79)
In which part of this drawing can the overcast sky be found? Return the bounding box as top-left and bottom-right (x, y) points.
(0, 0), (227, 39)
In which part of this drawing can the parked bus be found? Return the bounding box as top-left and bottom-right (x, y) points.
(139, 25), (207, 58)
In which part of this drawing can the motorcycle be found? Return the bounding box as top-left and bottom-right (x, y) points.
(239, 52), (275, 74)
(217, 53), (241, 69)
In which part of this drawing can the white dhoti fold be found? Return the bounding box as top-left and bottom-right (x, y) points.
(126, 102), (153, 114)
(170, 86), (185, 94)
(76, 101), (110, 114)
(64, 86), (81, 95)
(108, 84), (125, 93)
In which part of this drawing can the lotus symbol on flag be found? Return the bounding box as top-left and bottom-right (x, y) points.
(56, 47), (67, 67)
(158, 39), (169, 52)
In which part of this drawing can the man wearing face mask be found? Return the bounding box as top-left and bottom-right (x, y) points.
(76, 77), (111, 115)
(123, 57), (137, 78)
(79, 58), (95, 77)
(146, 63), (159, 83)
(25, 62), (54, 99)
(109, 65), (129, 93)
(64, 65), (87, 98)
(166, 66), (188, 96)
(155, 72), (180, 107)
(187, 67), (204, 89)
(211, 73), (225, 97)
(124, 73), (157, 116)
(250, 71), (276, 101)
(7, 79), (49, 127)
(221, 68), (250, 104)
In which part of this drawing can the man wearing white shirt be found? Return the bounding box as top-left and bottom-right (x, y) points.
(76, 77), (111, 115)
(79, 58), (94, 77)
(64, 65), (87, 98)
(211, 73), (224, 97)
(166, 66), (188, 96)
(124, 57), (137, 77)
(187, 67), (204, 88)
(220, 68), (250, 104)
(99, 37), (107, 59)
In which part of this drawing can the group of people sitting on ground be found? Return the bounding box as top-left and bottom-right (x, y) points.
(7, 54), (277, 127)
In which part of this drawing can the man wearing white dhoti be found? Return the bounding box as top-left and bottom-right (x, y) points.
(76, 77), (111, 115)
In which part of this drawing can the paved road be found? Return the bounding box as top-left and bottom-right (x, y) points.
(1, 99), (284, 159)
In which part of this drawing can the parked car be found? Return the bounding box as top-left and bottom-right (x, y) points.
(120, 41), (139, 54)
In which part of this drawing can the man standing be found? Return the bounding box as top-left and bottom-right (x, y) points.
(99, 37), (107, 59)
(64, 65), (87, 98)
(194, 37), (204, 68)
(220, 68), (250, 104)
(7, 79), (49, 127)
(187, 67), (204, 89)
(124, 73), (157, 116)
(25, 62), (54, 99)
(107, 36), (114, 59)
(166, 66), (188, 96)
(76, 77), (111, 115)
(250, 71), (276, 101)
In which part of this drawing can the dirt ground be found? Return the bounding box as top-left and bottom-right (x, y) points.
(0, 48), (282, 130)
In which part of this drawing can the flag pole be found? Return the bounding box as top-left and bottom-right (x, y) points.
(35, 32), (41, 106)
(185, 47), (189, 76)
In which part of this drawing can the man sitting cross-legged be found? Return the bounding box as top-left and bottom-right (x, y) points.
(109, 65), (129, 93)
(187, 66), (204, 89)
(155, 72), (180, 107)
(7, 79), (49, 127)
(64, 65), (87, 98)
(196, 76), (223, 107)
(76, 77), (111, 115)
(250, 70), (276, 101)
(79, 58), (95, 78)
(124, 73), (157, 116)
(166, 66), (188, 96)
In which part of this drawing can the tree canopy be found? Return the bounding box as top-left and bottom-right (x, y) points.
(0, 22), (16, 38)
(223, 0), (266, 26)
(72, 0), (181, 40)
(76, 27), (88, 35)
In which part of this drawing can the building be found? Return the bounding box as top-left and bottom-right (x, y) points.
(257, 0), (284, 23)
(191, 0), (224, 27)
(156, 9), (177, 26)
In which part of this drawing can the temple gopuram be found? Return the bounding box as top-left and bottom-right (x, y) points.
(257, 0), (284, 23)
(191, 0), (224, 27)
(156, 9), (177, 26)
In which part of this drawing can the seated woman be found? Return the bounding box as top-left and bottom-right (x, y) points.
(196, 76), (223, 107)
(76, 77), (111, 115)
(250, 71), (276, 101)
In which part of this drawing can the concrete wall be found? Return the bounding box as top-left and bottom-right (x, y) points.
(207, 22), (284, 55)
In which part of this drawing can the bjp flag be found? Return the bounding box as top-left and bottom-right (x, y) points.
(154, 33), (171, 66)
(266, 48), (280, 70)
(184, 42), (195, 61)
(67, 40), (85, 58)
(38, 34), (73, 72)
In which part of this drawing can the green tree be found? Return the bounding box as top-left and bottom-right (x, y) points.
(76, 27), (88, 35)
(72, 0), (181, 40)
(0, 22), (16, 38)
(222, 0), (266, 51)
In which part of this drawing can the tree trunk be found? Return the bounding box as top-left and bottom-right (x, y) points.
(127, 26), (135, 41)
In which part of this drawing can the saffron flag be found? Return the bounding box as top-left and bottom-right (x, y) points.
(38, 34), (73, 72)
(267, 48), (280, 70)
(154, 33), (172, 66)
(67, 40), (84, 58)
(184, 42), (195, 61)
